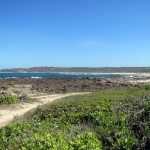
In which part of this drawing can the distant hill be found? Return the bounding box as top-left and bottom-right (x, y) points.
(0, 67), (150, 73)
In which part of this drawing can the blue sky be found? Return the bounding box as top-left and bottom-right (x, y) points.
(0, 0), (150, 68)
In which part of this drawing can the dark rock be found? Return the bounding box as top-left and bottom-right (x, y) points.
(0, 77), (137, 94)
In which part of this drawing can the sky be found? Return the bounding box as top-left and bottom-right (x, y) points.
(0, 0), (150, 69)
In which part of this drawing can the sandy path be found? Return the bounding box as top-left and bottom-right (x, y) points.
(0, 92), (88, 128)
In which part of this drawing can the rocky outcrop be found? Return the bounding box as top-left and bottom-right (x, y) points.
(0, 78), (135, 94)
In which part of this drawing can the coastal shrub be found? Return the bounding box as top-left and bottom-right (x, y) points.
(22, 132), (69, 150)
(0, 94), (17, 105)
(0, 85), (150, 149)
(112, 117), (138, 150)
(70, 132), (102, 150)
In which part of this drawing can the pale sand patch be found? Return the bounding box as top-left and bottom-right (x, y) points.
(57, 72), (150, 76)
(0, 92), (89, 128)
(128, 79), (150, 84)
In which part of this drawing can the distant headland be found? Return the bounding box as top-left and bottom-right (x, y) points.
(0, 67), (150, 73)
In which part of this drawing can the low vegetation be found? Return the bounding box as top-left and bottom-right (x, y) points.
(0, 95), (17, 105)
(0, 88), (35, 106)
(0, 85), (150, 149)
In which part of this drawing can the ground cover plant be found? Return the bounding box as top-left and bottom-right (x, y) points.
(0, 94), (35, 106)
(0, 95), (17, 105)
(0, 85), (150, 149)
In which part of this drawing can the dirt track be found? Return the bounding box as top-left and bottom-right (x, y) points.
(0, 93), (88, 128)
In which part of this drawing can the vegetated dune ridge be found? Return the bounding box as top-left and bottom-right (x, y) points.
(0, 85), (150, 149)
(0, 92), (88, 128)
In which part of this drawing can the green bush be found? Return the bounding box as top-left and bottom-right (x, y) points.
(70, 132), (102, 150)
(22, 132), (69, 150)
(22, 132), (102, 150)
(0, 95), (17, 105)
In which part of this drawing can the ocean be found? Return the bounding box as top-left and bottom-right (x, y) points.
(0, 73), (148, 79)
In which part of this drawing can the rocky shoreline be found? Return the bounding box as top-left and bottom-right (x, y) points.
(0, 77), (149, 94)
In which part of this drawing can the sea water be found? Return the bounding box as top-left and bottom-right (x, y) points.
(0, 73), (148, 78)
